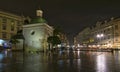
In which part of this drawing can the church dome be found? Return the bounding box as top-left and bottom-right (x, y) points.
(30, 17), (47, 24)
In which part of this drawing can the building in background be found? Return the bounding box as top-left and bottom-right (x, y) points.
(74, 27), (91, 48)
(58, 33), (69, 48)
(75, 17), (120, 49)
(0, 10), (25, 47)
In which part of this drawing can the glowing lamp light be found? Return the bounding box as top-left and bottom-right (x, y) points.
(107, 44), (112, 48)
(92, 45), (96, 48)
(66, 45), (70, 48)
(77, 44), (80, 47)
(0, 39), (5, 46)
(97, 45), (100, 47)
(97, 34), (104, 38)
(101, 34), (104, 37)
(88, 45), (91, 48)
(97, 35), (100, 38)
(57, 44), (61, 48)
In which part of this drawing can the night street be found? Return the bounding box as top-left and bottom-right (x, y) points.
(0, 0), (120, 72)
(0, 50), (120, 72)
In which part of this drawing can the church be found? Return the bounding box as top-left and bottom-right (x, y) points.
(23, 9), (53, 52)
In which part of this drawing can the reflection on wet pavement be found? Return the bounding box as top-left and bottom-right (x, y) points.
(0, 50), (120, 72)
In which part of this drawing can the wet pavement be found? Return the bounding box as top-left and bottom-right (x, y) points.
(0, 50), (120, 72)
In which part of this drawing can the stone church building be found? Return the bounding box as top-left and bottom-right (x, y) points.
(23, 9), (53, 52)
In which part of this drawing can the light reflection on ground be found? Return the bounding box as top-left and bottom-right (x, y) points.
(0, 50), (120, 72)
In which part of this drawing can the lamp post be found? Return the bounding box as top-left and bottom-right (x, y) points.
(96, 34), (104, 48)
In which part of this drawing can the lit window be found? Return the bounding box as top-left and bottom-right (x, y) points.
(11, 20), (15, 31)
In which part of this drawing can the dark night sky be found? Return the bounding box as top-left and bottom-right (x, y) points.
(0, 0), (120, 43)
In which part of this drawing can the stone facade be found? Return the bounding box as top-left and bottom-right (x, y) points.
(23, 9), (53, 52)
(0, 10), (24, 40)
(0, 10), (25, 47)
(75, 17), (120, 49)
(74, 27), (91, 47)
(23, 23), (53, 52)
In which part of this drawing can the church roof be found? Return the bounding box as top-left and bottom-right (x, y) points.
(30, 17), (47, 24)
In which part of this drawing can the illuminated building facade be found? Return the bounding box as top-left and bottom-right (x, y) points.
(75, 17), (120, 49)
(23, 9), (53, 52)
(0, 10), (24, 46)
(58, 33), (69, 47)
(74, 27), (91, 48)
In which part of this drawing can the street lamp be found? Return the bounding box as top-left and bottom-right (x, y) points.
(97, 34), (104, 38)
(96, 34), (104, 48)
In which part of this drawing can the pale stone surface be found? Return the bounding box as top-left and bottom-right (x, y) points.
(23, 23), (53, 52)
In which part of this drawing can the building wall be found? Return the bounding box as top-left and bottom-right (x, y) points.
(15, 39), (24, 50)
(92, 18), (120, 48)
(0, 10), (24, 41)
(23, 23), (53, 52)
(75, 27), (91, 47)
(112, 19), (120, 48)
(75, 17), (120, 49)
